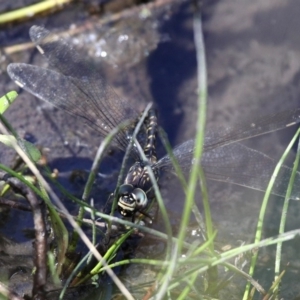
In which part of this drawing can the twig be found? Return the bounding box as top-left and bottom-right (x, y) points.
(0, 172), (47, 299)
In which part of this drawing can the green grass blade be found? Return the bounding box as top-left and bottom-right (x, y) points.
(69, 118), (132, 251)
(243, 127), (300, 299)
(0, 91), (17, 113)
(273, 128), (300, 296)
(176, 2), (208, 257)
(0, 92), (42, 163)
(109, 103), (153, 217)
(0, 0), (72, 24)
(172, 10), (209, 298)
(0, 134), (41, 162)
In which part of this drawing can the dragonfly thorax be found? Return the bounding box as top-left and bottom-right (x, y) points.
(125, 162), (154, 189)
(117, 162), (159, 217)
(117, 184), (147, 217)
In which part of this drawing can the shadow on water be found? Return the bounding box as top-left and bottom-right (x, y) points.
(148, 3), (196, 145)
(49, 153), (123, 207)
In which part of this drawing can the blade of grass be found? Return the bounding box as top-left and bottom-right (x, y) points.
(74, 229), (134, 286)
(0, 93), (68, 275)
(264, 269), (286, 300)
(0, 122), (134, 300)
(158, 128), (188, 189)
(0, 91), (18, 114)
(90, 198), (97, 246)
(132, 136), (176, 296)
(59, 250), (92, 299)
(109, 103), (153, 218)
(243, 127), (300, 299)
(37, 180), (69, 276)
(193, 1), (212, 246)
(168, 227), (300, 293)
(273, 129), (300, 296)
(154, 4), (209, 299)
(47, 251), (61, 286)
(133, 138), (173, 242)
(176, 0), (208, 257)
(175, 231), (218, 299)
(90, 207), (192, 250)
(0, 0), (72, 24)
(0, 134), (41, 162)
(132, 136), (178, 298)
(0, 93), (41, 162)
(0, 163), (45, 199)
(159, 128), (207, 240)
(69, 118), (132, 251)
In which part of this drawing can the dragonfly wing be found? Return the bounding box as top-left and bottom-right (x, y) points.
(157, 107), (300, 168)
(7, 26), (140, 151)
(156, 139), (195, 173)
(205, 109), (300, 151)
(7, 63), (130, 150)
(156, 139), (300, 200)
(202, 142), (300, 200)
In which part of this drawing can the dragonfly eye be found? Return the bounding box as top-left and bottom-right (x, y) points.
(132, 188), (147, 209)
(119, 184), (134, 196)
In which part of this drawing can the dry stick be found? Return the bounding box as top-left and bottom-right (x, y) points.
(0, 281), (24, 300)
(3, 0), (183, 55)
(0, 173), (47, 299)
(0, 122), (134, 300)
(0, 197), (32, 211)
(0, 196), (120, 232)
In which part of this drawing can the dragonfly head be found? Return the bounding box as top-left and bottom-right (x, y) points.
(117, 184), (148, 217)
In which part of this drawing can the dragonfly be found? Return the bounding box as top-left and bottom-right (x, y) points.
(7, 25), (300, 218)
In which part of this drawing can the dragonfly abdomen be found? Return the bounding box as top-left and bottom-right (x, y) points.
(143, 109), (158, 164)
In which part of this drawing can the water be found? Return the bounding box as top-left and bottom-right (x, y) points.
(7, 25), (300, 211)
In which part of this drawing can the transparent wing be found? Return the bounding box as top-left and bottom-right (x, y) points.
(7, 25), (139, 150)
(157, 139), (300, 200)
(157, 128), (300, 201)
(157, 108), (300, 172)
(157, 139), (195, 173)
(202, 142), (300, 200)
(204, 109), (300, 151)
(158, 108), (300, 172)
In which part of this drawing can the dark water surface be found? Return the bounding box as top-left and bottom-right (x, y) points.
(1, 0), (300, 298)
